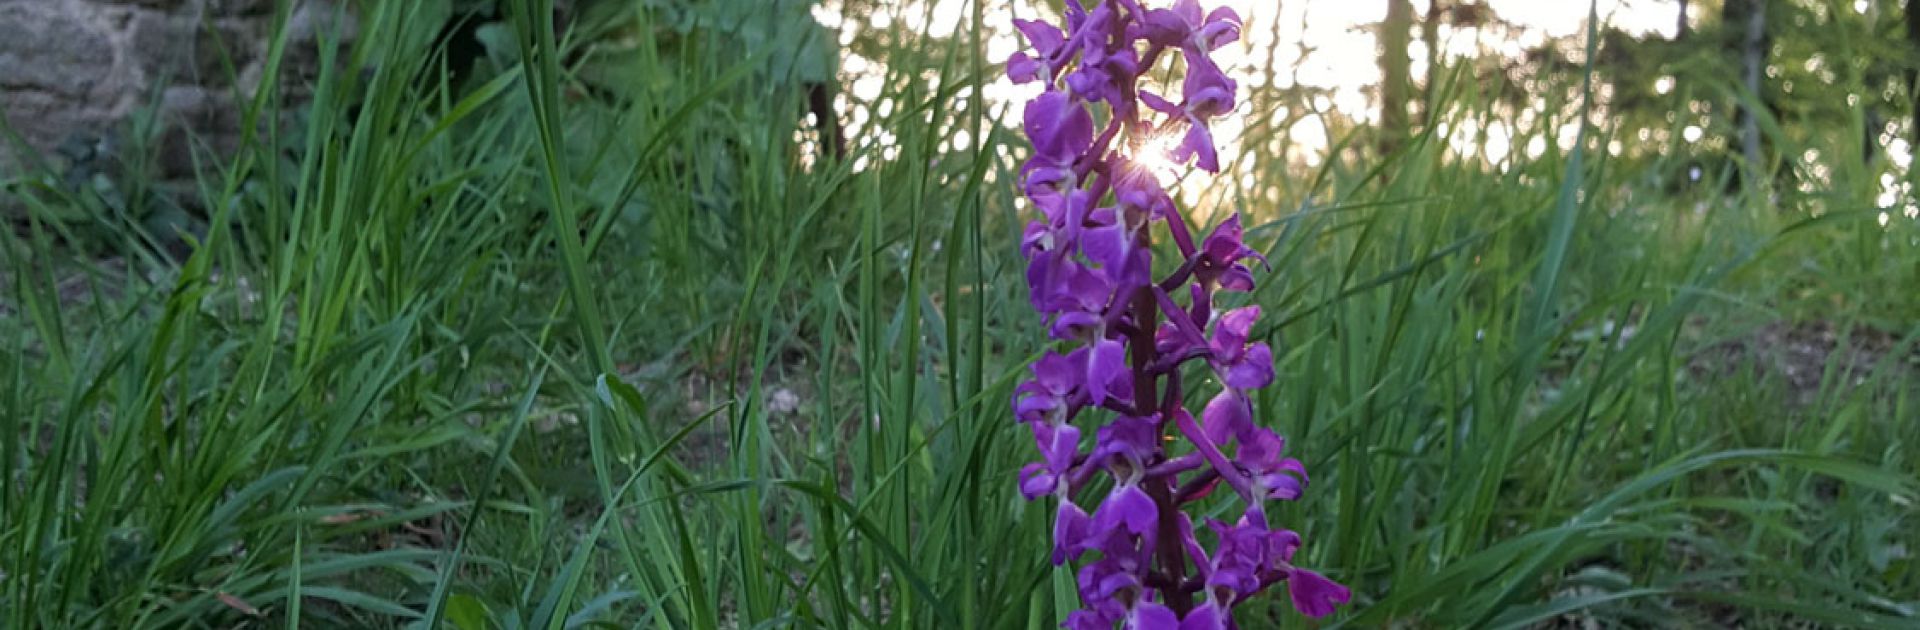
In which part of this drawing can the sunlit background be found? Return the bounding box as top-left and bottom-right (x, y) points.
(806, 0), (1920, 228)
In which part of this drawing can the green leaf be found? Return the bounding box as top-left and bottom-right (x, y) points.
(447, 593), (493, 630)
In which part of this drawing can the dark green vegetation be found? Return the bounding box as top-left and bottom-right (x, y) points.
(1, 0), (1915, 627)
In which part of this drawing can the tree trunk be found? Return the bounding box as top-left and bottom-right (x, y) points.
(807, 83), (846, 159)
(1420, 0), (1443, 126)
(1906, 0), (1920, 146)
(1378, 0), (1414, 156)
(1732, 0), (1766, 180)
(1676, 0), (1689, 40)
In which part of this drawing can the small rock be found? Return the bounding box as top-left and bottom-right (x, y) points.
(768, 387), (801, 414)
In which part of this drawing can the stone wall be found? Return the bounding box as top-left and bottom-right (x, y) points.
(0, 0), (344, 183)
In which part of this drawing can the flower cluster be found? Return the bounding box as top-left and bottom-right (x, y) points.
(1008, 1), (1350, 627)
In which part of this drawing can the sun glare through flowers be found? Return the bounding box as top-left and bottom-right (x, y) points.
(1131, 131), (1185, 186)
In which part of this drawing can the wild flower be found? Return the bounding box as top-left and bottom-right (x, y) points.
(1007, 0), (1351, 626)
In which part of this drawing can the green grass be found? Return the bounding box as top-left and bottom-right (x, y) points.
(2, 0), (1917, 628)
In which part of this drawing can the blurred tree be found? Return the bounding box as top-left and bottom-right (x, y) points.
(1420, 0), (1443, 124)
(590, 0), (843, 158)
(1379, 0), (1415, 155)
(1728, 0), (1768, 178)
(1907, 0), (1920, 145)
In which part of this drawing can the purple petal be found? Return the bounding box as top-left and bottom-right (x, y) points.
(1082, 555), (1144, 601)
(1065, 608), (1119, 630)
(1223, 342), (1273, 389)
(1023, 91), (1094, 161)
(1064, 188), (1095, 237)
(1258, 471), (1303, 500)
(1200, 8), (1242, 49)
(1206, 519), (1271, 597)
(1201, 214), (1246, 260)
(1084, 338), (1128, 404)
(1099, 48), (1141, 82)
(1211, 306), (1261, 352)
(1025, 255), (1057, 311)
(1106, 368), (1135, 408)
(1041, 423), (1082, 471)
(1114, 245), (1154, 289)
(1039, 267), (1095, 315)
(1183, 123), (1220, 173)
(1050, 312), (1102, 340)
(1065, 67), (1104, 102)
(1188, 283), (1213, 330)
(1057, 259), (1110, 310)
(1033, 351), (1082, 394)
(1287, 568), (1351, 618)
(1154, 325), (1188, 357)
(1052, 500), (1091, 564)
(1114, 163), (1170, 212)
(1019, 462), (1057, 499)
(1094, 484), (1158, 536)
(1094, 414), (1161, 465)
(1007, 52), (1041, 83)
(1063, 0), (1089, 22)
(1023, 161), (1075, 199)
(1127, 601), (1179, 630)
(1021, 220), (1053, 258)
(1177, 602), (1228, 630)
(1013, 394), (1056, 424)
(1139, 9), (1189, 46)
(1139, 90), (1181, 115)
(1237, 427), (1285, 465)
(1182, 63), (1238, 117)
(1201, 389), (1250, 446)
(1216, 264), (1255, 292)
(1278, 456), (1308, 480)
(1077, 2), (1118, 44)
(1013, 376), (1045, 401)
(1208, 564), (1261, 601)
(1256, 455), (1310, 499)
(1266, 528), (1303, 563)
(1080, 221), (1132, 278)
(1012, 18), (1066, 55)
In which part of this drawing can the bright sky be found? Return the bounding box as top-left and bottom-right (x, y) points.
(818, 0), (1685, 161)
(812, 0), (1917, 224)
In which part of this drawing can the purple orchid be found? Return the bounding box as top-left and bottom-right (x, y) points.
(1139, 63), (1238, 173)
(1137, 0), (1242, 52)
(1008, 19), (1068, 84)
(1007, 0), (1350, 626)
(1206, 306), (1274, 390)
(1196, 215), (1263, 292)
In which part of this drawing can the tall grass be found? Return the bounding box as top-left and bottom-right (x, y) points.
(1, 0), (1915, 628)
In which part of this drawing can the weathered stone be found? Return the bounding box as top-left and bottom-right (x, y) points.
(154, 85), (240, 179)
(3, 91), (109, 172)
(284, 0), (357, 46)
(209, 0), (276, 17)
(89, 0), (272, 17)
(0, 3), (116, 98)
(92, 0), (189, 7)
(0, 1), (132, 180)
(0, 0), (314, 185)
(129, 11), (258, 87)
